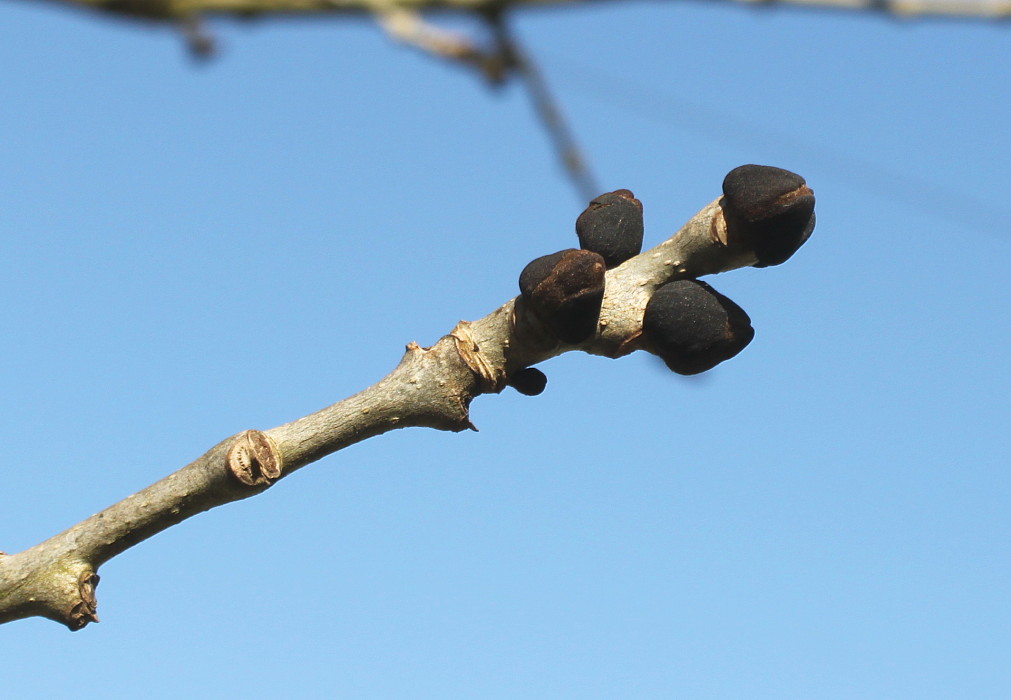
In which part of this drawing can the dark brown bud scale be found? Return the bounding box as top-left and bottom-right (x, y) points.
(642, 279), (754, 375)
(575, 189), (644, 268)
(518, 249), (606, 344)
(721, 165), (816, 268)
(508, 367), (548, 396)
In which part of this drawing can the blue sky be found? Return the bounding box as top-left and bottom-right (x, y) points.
(2, 2), (1009, 697)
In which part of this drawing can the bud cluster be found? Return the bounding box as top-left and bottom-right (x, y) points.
(509, 166), (815, 391)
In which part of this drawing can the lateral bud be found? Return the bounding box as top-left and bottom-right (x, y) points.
(575, 189), (644, 268)
(642, 279), (754, 375)
(518, 249), (606, 344)
(508, 367), (548, 396)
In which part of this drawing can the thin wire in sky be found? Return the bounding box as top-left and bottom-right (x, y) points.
(542, 51), (1011, 241)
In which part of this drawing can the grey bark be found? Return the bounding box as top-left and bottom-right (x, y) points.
(0, 193), (764, 631)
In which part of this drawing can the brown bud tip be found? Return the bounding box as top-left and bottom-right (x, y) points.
(519, 249), (606, 344)
(508, 367), (548, 396)
(642, 279), (754, 375)
(721, 165), (816, 268)
(575, 189), (644, 268)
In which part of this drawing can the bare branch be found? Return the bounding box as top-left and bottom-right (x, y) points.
(0, 181), (789, 631)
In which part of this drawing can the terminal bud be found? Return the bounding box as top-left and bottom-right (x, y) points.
(721, 165), (815, 267)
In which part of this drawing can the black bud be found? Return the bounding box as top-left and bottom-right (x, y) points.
(518, 249), (606, 344)
(508, 367), (548, 396)
(642, 279), (754, 375)
(721, 165), (815, 267)
(575, 189), (644, 268)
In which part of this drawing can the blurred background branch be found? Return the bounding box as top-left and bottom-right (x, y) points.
(32, 0), (1011, 20)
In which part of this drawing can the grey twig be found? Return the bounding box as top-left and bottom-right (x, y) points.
(0, 186), (781, 631)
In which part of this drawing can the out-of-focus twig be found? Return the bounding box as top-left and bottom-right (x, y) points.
(487, 12), (599, 202)
(47, 0), (1011, 22)
(373, 5), (599, 202)
(374, 5), (509, 82)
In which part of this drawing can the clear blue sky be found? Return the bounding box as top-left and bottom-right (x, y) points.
(2, 2), (1009, 697)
